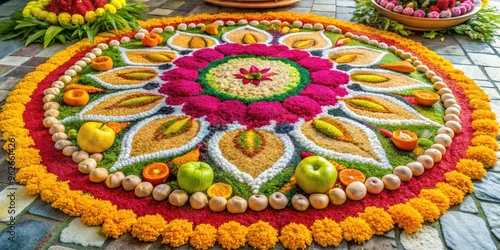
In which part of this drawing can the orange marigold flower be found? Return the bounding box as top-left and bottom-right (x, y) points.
(15, 164), (47, 185)
(0, 110), (22, 120)
(311, 217), (343, 247)
(339, 217), (373, 244)
(247, 221), (279, 250)
(9, 148), (41, 168)
(2, 137), (34, 150)
(471, 135), (499, 151)
(435, 183), (464, 205)
(190, 224), (218, 250)
(418, 189), (450, 214)
(162, 219), (193, 247)
(466, 146), (497, 168)
(469, 99), (490, 110)
(455, 159), (486, 180)
(131, 214), (167, 242)
(358, 207), (394, 235)
(463, 90), (490, 101)
(388, 204), (423, 234)
(472, 119), (499, 135)
(2, 128), (30, 141)
(217, 221), (248, 249)
(102, 209), (137, 238)
(407, 198), (441, 222)
(81, 200), (117, 226)
(472, 110), (496, 120)
(25, 173), (57, 196)
(9, 89), (32, 96)
(0, 118), (26, 134)
(444, 170), (474, 193)
(0, 103), (26, 113)
(52, 191), (94, 217)
(40, 180), (71, 203)
(473, 130), (499, 138)
(5, 95), (31, 104)
(279, 223), (312, 250)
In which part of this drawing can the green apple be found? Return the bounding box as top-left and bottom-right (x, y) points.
(177, 162), (214, 194)
(295, 156), (337, 194)
(77, 122), (115, 153)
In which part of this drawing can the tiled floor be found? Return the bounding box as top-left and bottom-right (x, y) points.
(1, 0), (500, 249)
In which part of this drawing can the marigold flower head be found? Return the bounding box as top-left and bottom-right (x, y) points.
(6, 95), (31, 105)
(104, 4), (117, 14)
(95, 8), (105, 16)
(311, 218), (342, 247)
(464, 90), (490, 101)
(131, 214), (167, 242)
(0, 103), (26, 113)
(2, 128), (29, 141)
(2, 137), (34, 150)
(51, 191), (94, 217)
(102, 209), (137, 238)
(472, 119), (499, 135)
(11, 148), (41, 168)
(418, 189), (450, 214)
(40, 180), (70, 203)
(466, 146), (498, 168)
(358, 207), (394, 235)
(81, 200), (117, 226)
(218, 221), (248, 250)
(471, 135), (499, 151)
(435, 183), (464, 205)
(247, 221), (279, 250)
(46, 12), (58, 24)
(22, 9), (31, 17)
(456, 158), (486, 180)
(162, 219), (193, 247)
(84, 11), (97, 22)
(25, 173), (57, 196)
(388, 204), (423, 234)
(57, 12), (72, 25)
(15, 164), (47, 185)
(190, 224), (218, 250)
(279, 223), (312, 250)
(110, 0), (123, 9)
(34, 10), (48, 20)
(469, 99), (490, 110)
(407, 198), (441, 222)
(71, 14), (85, 25)
(472, 110), (496, 120)
(339, 217), (373, 244)
(444, 170), (474, 193)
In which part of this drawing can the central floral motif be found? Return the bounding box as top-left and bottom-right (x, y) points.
(234, 65), (277, 86)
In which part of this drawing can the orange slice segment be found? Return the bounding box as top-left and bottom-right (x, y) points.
(339, 169), (366, 186)
(207, 183), (233, 199)
(142, 162), (170, 185)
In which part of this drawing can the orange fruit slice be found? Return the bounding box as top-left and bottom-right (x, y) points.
(142, 162), (170, 185)
(391, 130), (418, 151)
(339, 169), (366, 186)
(413, 90), (440, 106)
(207, 183), (233, 199)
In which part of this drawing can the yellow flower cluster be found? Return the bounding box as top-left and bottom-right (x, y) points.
(15, 164), (46, 185)
(40, 180), (70, 203)
(407, 198), (441, 222)
(469, 99), (490, 110)
(131, 214), (167, 242)
(444, 170), (474, 194)
(81, 200), (117, 226)
(466, 146), (498, 168)
(388, 204), (423, 234)
(71, 14), (85, 25)
(472, 119), (500, 137)
(279, 223), (312, 250)
(189, 224), (218, 250)
(85, 11), (97, 22)
(162, 219), (193, 247)
(25, 173), (57, 196)
(339, 217), (373, 244)
(102, 209), (137, 238)
(435, 183), (464, 205)
(471, 135), (499, 151)
(217, 221), (248, 250)
(358, 207), (394, 235)
(418, 189), (450, 214)
(57, 12), (72, 25)
(11, 148), (41, 168)
(455, 159), (486, 180)
(104, 4), (117, 14)
(472, 110), (496, 120)
(310, 218), (342, 247)
(246, 221), (279, 250)
(2, 137), (34, 151)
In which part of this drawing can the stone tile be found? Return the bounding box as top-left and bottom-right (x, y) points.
(0, 77), (20, 91)
(21, 57), (49, 67)
(481, 202), (500, 228)
(459, 195), (478, 213)
(453, 65), (488, 80)
(11, 43), (44, 57)
(148, 8), (174, 16)
(349, 236), (396, 249)
(4, 66), (35, 79)
(420, 36), (464, 55)
(36, 43), (67, 58)
(60, 218), (107, 247)
(0, 185), (38, 222)
(105, 232), (153, 250)
(0, 56), (30, 66)
(336, 0), (356, 7)
(314, 0), (336, 4)
(278, 7), (314, 13)
(0, 90), (8, 102)
(295, 0), (314, 8)
(177, 1), (203, 11)
(28, 199), (70, 222)
(492, 228), (500, 241)
(336, 7), (355, 14)
(481, 87), (500, 100)
(468, 53), (500, 66)
(144, 0), (169, 7)
(47, 246), (77, 250)
(474, 80), (496, 88)
(485, 67), (500, 82)
(0, 39), (25, 59)
(0, 65), (15, 77)
(189, 3), (220, 14)
(159, 0), (186, 9)
(461, 43), (496, 54)
(440, 211), (496, 250)
(0, 218), (54, 250)
(312, 11), (336, 17)
(442, 55), (471, 65)
(475, 172), (500, 202)
(336, 13), (354, 21)
(383, 230), (395, 238)
(400, 225), (444, 250)
(312, 4), (336, 11)
(0, 184), (7, 192)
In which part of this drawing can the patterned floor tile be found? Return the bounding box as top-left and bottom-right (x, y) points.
(0, 56), (30, 66)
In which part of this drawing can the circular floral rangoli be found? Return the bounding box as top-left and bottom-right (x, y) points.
(2, 12), (498, 249)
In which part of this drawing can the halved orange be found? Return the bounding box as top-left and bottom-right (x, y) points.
(142, 162), (170, 185)
(413, 90), (440, 106)
(207, 183), (233, 199)
(339, 169), (366, 186)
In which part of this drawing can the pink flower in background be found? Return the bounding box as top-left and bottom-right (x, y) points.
(413, 9), (426, 17)
(393, 5), (404, 13)
(440, 9), (452, 18)
(233, 65), (278, 86)
(428, 11), (441, 18)
(451, 7), (461, 16)
(380, 0), (389, 7)
(402, 7), (414, 15)
(385, 2), (396, 11)
(458, 5), (468, 14)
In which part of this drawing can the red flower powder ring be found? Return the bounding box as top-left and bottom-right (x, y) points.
(1, 12), (497, 249)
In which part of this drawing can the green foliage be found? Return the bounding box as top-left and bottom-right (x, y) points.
(352, 0), (413, 36)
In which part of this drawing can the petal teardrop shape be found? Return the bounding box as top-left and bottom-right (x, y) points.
(278, 31), (332, 50)
(348, 69), (430, 92)
(88, 67), (160, 89)
(222, 25), (273, 44)
(121, 48), (178, 65)
(323, 46), (387, 67)
(167, 31), (219, 51)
